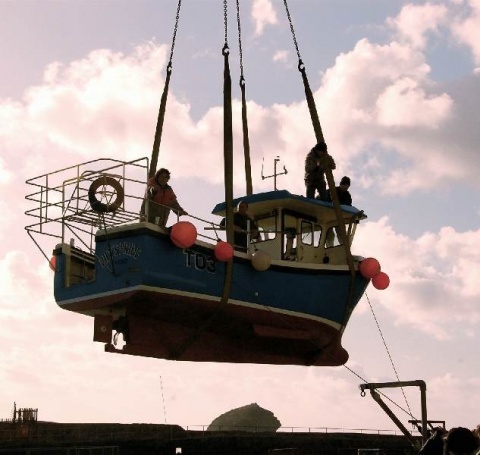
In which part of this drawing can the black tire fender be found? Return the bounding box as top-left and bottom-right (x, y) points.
(88, 176), (124, 213)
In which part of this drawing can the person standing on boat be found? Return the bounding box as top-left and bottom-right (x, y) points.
(232, 201), (259, 252)
(144, 168), (186, 226)
(304, 142), (336, 201)
(327, 176), (352, 206)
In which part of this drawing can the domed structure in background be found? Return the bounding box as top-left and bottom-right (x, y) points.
(207, 403), (281, 432)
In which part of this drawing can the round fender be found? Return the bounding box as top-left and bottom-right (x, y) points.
(88, 176), (124, 213)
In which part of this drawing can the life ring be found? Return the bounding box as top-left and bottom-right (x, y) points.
(88, 176), (124, 213)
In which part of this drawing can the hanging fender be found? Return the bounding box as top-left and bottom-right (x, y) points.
(88, 176), (124, 213)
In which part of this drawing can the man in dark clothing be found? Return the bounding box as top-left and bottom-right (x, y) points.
(304, 142), (336, 201)
(327, 176), (352, 206)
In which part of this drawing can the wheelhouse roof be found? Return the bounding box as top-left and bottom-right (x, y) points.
(212, 190), (367, 225)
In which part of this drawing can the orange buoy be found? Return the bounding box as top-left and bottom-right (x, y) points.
(49, 256), (56, 272)
(214, 241), (234, 262)
(372, 271), (390, 290)
(359, 257), (381, 279)
(170, 221), (197, 248)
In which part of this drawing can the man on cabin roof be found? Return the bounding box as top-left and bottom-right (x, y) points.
(327, 176), (353, 206)
(304, 142), (336, 201)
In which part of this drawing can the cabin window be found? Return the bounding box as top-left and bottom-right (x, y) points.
(283, 227), (297, 259)
(300, 221), (322, 247)
(301, 221), (313, 245)
(282, 213), (300, 260)
(325, 223), (354, 248)
(256, 215), (277, 242)
(325, 227), (339, 248)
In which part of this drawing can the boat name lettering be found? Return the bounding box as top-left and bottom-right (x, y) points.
(184, 250), (215, 273)
(98, 242), (141, 268)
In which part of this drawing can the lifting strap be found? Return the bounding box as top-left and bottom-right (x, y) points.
(149, 0), (183, 178)
(172, 1), (235, 360)
(221, 0), (235, 305)
(235, 0), (253, 195)
(282, 0), (357, 346)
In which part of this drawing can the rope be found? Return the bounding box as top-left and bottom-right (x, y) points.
(236, 0), (253, 195)
(365, 292), (414, 417)
(149, 0), (183, 178)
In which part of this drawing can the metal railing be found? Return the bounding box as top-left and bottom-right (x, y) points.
(183, 425), (406, 436)
(25, 157), (149, 264)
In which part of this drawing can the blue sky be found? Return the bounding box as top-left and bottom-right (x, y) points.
(1, 0), (479, 433)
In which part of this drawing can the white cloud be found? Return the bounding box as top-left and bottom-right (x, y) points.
(273, 50), (290, 65)
(355, 218), (480, 339)
(3, 34), (478, 202)
(0, 156), (12, 185)
(450, 0), (480, 65)
(251, 0), (278, 36)
(386, 3), (448, 49)
(375, 77), (452, 127)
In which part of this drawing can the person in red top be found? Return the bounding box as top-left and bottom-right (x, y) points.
(143, 168), (186, 226)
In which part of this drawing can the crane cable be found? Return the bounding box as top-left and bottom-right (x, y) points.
(365, 291), (414, 418)
(235, 0), (253, 196)
(148, 0), (183, 178)
(282, 0), (357, 358)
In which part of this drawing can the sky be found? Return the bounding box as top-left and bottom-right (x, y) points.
(1, 0), (479, 434)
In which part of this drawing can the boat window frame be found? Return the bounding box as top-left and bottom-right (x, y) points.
(324, 218), (358, 249)
(254, 210), (278, 242)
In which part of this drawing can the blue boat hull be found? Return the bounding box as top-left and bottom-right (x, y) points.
(53, 228), (369, 366)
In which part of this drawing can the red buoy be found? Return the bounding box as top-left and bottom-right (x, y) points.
(214, 241), (234, 262)
(170, 221), (197, 248)
(359, 257), (381, 279)
(49, 256), (56, 272)
(372, 271), (390, 290)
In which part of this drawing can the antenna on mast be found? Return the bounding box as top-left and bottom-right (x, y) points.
(261, 156), (288, 191)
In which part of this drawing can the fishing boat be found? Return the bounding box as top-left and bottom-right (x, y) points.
(25, 1), (386, 367)
(25, 156), (373, 366)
